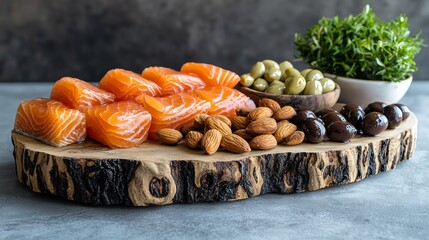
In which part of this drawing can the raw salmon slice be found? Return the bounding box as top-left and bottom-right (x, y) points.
(14, 98), (86, 147)
(180, 62), (240, 88)
(189, 86), (256, 119)
(135, 92), (211, 139)
(83, 101), (152, 148)
(51, 77), (116, 110)
(99, 68), (162, 101)
(141, 67), (206, 96)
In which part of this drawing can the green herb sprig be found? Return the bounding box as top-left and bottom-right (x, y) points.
(294, 5), (424, 82)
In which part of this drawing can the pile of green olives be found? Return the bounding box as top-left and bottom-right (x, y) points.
(240, 60), (336, 95)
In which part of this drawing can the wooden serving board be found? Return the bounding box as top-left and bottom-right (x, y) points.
(12, 114), (417, 206)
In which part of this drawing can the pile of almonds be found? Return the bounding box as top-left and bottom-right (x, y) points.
(155, 98), (304, 155)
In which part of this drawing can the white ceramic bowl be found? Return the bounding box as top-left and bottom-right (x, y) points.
(324, 74), (413, 107)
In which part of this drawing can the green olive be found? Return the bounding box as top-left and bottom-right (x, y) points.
(284, 68), (302, 79)
(305, 70), (324, 82)
(265, 84), (285, 95)
(285, 76), (306, 95)
(279, 61), (293, 81)
(250, 62), (266, 79)
(264, 67), (282, 83)
(252, 78), (269, 92)
(300, 68), (312, 78)
(240, 74), (255, 87)
(284, 76), (292, 86)
(279, 61), (293, 72)
(270, 80), (285, 87)
(262, 60), (280, 70)
(319, 78), (336, 93)
(303, 80), (323, 95)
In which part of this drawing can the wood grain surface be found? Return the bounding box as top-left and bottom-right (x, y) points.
(12, 113), (417, 206)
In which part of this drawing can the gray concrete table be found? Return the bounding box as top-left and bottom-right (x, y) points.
(0, 83), (428, 240)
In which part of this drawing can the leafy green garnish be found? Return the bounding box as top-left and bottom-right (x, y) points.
(294, 5), (425, 82)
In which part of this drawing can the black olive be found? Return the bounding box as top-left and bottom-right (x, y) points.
(365, 101), (387, 114)
(302, 118), (326, 143)
(345, 108), (365, 130)
(340, 104), (364, 117)
(317, 109), (337, 118)
(314, 117), (325, 127)
(383, 105), (403, 129)
(394, 103), (410, 120)
(362, 112), (389, 136)
(322, 112), (347, 126)
(327, 121), (357, 142)
(293, 110), (316, 129)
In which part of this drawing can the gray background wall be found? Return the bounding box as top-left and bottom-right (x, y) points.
(1, 0), (428, 82)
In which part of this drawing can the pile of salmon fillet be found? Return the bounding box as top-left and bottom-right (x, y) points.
(14, 63), (256, 148)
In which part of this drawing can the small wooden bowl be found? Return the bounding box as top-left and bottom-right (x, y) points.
(238, 84), (341, 112)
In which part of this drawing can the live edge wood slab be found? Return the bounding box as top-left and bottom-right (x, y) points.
(12, 114), (417, 206)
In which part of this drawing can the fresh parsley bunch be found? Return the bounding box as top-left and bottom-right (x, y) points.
(295, 5), (424, 82)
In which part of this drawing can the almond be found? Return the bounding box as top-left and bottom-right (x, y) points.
(193, 114), (209, 130)
(201, 129), (222, 155)
(248, 107), (274, 121)
(185, 131), (204, 149)
(237, 107), (254, 117)
(258, 98), (281, 112)
(221, 134), (251, 154)
(249, 134), (277, 150)
(273, 106), (297, 121)
(231, 116), (250, 131)
(277, 120), (290, 125)
(273, 121), (297, 142)
(233, 129), (254, 141)
(282, 131), (305, 146)
(180, 125), (197, 136)
(156, 128), (183, 145)
(212, 115), (232, 127)
(205, 117), (232, 136)
(246, 118), (277, 135)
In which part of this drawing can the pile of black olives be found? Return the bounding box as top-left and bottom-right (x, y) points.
(291, 102), (411, 143)
(362, 102), (410, 134)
